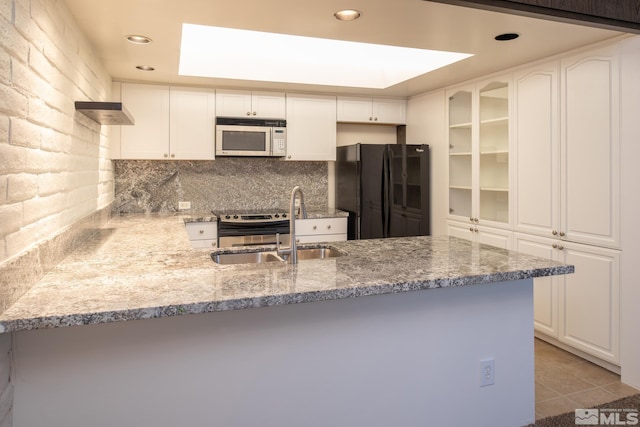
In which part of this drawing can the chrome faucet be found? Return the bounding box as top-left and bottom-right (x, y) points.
(277, 186), (307, 264)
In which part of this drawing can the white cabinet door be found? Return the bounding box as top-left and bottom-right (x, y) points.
(120, 83), (170, 159)
(561, 46), (620, 249)
(513, 62), (560, 238)
(215, 90), (252, 117)
(169, 87), (216, 160)
(447, 221), (512, 249)
(216, 90), (285, 118)
(372, 98), (406, 124)
(514, 233), (560, 338)
(337, 96), (406, 124)
(251, 91), (286, 118)
(559, 241), (620, 364)
(285, 94), (336, 161)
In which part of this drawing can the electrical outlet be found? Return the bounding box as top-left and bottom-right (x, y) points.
(178, 201), (191, 210)
(480, 358), (495, 387)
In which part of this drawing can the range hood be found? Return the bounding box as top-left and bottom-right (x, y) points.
(74, 101), (135, 125)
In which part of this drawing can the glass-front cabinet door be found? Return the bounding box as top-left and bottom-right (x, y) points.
(447, 78), (511, 228)
(448, 89), (473, 220)
(478, 81), (509, 224)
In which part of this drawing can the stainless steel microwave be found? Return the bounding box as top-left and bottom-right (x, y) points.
(215, 117), (286, 157)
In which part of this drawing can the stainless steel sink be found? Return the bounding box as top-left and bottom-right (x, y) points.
(211, 246), (346, 265)
(281, 247), (345, 261)
(211, 251), (283, 265)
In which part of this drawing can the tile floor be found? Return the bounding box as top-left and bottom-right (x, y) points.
(535, 338), (640, 419)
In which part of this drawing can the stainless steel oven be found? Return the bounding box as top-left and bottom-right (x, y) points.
(214, 210), (291, 248)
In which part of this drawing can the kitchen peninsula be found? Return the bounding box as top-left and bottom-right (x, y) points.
(1, 214), (573, 427)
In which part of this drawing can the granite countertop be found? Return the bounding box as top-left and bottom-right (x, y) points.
(0, 214), (573, 333)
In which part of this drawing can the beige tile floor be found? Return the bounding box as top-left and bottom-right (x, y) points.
(535, 338), (640, 419)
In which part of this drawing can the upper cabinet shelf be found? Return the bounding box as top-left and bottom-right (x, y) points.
(337, 96), (406, 124)
(447, 77), (512, 226)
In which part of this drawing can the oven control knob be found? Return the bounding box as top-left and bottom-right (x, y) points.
(233, 215), (239, 219)
(282, 213), (287, 218)
(225, 215), (231, 220)
(274, 214), (279, 218)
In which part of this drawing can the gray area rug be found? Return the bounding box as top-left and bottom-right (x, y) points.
(525, 394), (640, 426)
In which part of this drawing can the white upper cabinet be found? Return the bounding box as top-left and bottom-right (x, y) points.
(561, 46), (620, 249)
(447, 76), (512, 229)
(169, 87), (216, 160)
(513, 46), (620, 249)
(216, 90), (285, 119)
(120, 83), (170, 159)
(119, 83), (215, 160)
(513, 61), (561, 238)
(337, 96), (406, 124)
(285, 94), (337, 161)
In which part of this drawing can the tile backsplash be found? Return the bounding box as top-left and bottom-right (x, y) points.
(113, 159), (328, 214)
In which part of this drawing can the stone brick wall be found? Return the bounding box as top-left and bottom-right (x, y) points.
(0, 0), (114, 266)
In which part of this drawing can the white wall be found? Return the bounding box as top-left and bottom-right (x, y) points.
(13, 280), (535, 427)
(0, 0), (114, 265)
(407, 90), (447, 236)
(619, 36), (640, 389)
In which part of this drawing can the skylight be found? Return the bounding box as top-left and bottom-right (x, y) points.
(178, 24), (473, 89)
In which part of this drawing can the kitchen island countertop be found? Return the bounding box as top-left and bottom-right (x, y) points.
(0, 213), (573, 333)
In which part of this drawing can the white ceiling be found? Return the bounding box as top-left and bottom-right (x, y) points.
(64, 0), (625, 98)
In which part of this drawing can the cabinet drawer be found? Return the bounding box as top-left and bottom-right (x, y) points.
(185, 222), (217, 240)
(296, 218), (347, 235)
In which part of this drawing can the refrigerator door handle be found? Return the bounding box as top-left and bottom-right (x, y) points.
(382, 147), (390, 238)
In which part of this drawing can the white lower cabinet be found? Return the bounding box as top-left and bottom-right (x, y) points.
(295, 217), (347, 244)
(514, 233), (620, 364)
(447, 220), (512, 249)
(185, 222), (218, 249)
(285, 94), (337, 161)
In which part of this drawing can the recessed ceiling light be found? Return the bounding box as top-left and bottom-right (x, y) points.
(334, 9), (362, 21)
(136, 65), (155, 71)
(179, 24), (472, 89)
(126, 34), (152, 44)
(495, 33), (519, 41)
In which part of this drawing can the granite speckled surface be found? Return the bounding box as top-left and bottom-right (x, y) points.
(0, 214), (573, 333)
(113, 159), (328, 214)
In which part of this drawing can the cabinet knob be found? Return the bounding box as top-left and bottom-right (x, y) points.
(469, 227), (474, 232)
(199, 229), (204, 234)
(288, 155), (292, 159)
(558, 245), (564, 250)
(552, 230), (558, 236)
(164, 153), (169, 158)
(369, 117), (373, 121)
(171, 153), (175, 158)
(559, 231), (565, 237)
(474, 228), (478, 233)
(474, 218), (479, 223)
(469, 217), (474, 222)
(313, 225), (317, 230)
(552, 243), (558, 249)
(327, 224), (331, 229)
(374, 117), (378, 121)
(252, 111), (257, 116)
(246, 112), (251, 116)
(212, 242), (217, 247)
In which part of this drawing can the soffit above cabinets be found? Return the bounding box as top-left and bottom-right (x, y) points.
(65, 0), (624, 97)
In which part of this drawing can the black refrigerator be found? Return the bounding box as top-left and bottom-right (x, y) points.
(335, 143), (430, 240)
